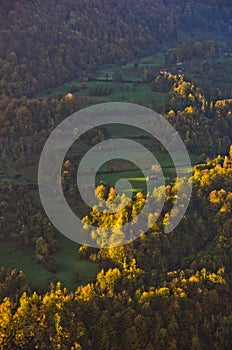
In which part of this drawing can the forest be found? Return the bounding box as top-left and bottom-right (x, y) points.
(1, 0), (232, 97)
(0, 1), (232, 349)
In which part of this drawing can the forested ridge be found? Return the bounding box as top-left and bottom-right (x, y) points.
(1, 0), (232, 97)
(1, 154), (232, 349)
(0, 1), (232, 349)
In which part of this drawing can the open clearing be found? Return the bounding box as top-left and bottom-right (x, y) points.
(0, 233), (99, 291)
(1, 52), (201, 290)
(36, 52), (168, 109)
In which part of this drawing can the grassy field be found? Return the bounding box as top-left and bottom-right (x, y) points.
(35, 51), (232, 104)
(2, 50), (231, 291)
(0, 163), (99, 292)
(63, 121), (198, 193)
(37, 80), (168, 108)
(95, 150), (197, 193)
(0, 52), (201, 290)
(0, 241), (56, 290)
(0, 233), (99, 291)
(96, 165), (194, 194)
(35, 52), (168, 109)
(0, 131), (197, 290)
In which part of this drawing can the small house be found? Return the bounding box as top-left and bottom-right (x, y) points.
(176, 60), (183, 67)
(82, 77), (89, 83)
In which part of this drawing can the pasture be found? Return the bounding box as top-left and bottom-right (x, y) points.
(36, 52), (168, 110)
(0, 234), (99, 292)
(0, 52), (200, 290)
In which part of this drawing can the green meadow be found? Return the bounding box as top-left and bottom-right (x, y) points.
(0, 233), (99, 292)
(1, 52), (200, 290)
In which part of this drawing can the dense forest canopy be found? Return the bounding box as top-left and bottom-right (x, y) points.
(1, 152), (232, 349)
(0, 0), (232, 97)
(0, 1), (232, 349)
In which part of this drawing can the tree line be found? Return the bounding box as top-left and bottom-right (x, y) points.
(1, 148), (232, 349)
(0, 0), (231, 98)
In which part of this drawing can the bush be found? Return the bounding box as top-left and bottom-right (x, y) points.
(71, 267), (79, 283)
(44, 256), (57, 273)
